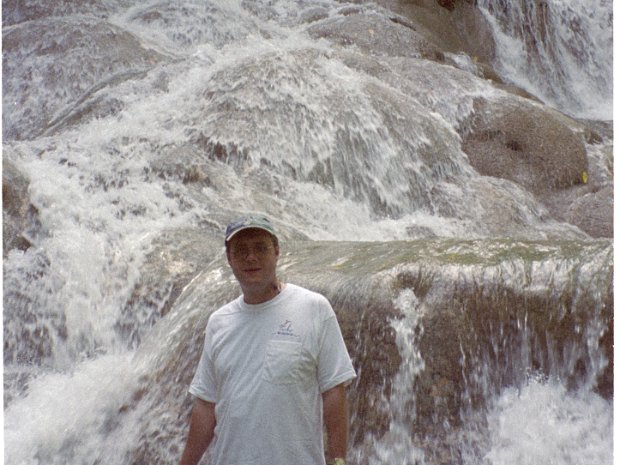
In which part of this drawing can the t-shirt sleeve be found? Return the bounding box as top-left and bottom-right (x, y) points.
(188, 326), (218, 402)
(317, 309), (357, 393)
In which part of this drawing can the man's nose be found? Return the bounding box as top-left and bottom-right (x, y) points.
(244, 249), (259, 260)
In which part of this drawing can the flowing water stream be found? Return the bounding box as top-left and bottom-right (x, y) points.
(3, 0), (613, 464)
(477, 0), (613, 120)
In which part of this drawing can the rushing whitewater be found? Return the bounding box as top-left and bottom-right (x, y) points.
(477, 0), (613, 120)
(3, 0), (612, 464)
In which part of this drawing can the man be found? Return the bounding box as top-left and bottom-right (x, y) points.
(179, 215), (356, 465)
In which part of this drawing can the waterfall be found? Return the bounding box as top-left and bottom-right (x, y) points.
(476, 0), (613, 120)
(3, 0), (612, 464)
(353, 289), (427, 465)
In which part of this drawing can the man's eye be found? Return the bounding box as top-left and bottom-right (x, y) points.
(232, 244), (271, 258)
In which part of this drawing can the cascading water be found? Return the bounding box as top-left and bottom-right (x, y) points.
(3, 1), (612, 464)
(354, 289), (427, 465)
(476, 0), (613, 120)
(481, 377), (613, 465)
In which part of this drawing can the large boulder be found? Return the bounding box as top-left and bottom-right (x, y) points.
(3, 17), (165, 140)
(462, 96), (588, 193)
(375, 0), (496, 65)
(307, 7), (445, 61)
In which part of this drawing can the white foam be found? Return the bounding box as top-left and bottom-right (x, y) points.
(484, 377), (613, 465)
(4, 354), (140, 465)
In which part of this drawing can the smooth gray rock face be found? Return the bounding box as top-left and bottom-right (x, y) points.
(3, 17), (165, 141)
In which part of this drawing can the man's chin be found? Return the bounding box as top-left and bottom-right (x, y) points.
(240, 277), (267, 288)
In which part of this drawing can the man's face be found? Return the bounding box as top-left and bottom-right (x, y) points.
(226, 228), (279, 292)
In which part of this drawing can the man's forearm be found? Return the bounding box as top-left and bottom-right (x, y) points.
(322, 383), (349, 461)
(180, 399), (216, 465)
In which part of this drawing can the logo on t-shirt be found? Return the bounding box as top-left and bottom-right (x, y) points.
(275, 319), (297, 338)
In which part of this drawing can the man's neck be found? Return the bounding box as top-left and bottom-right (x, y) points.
(242, 280), (282, 304)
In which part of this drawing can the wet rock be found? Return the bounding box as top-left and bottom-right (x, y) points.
(375, 0), (496, 65)
(115, 228), (222, 349)
(437, 0), (458, 11)
(299, 6), (330, 24)
(127, 1), (255, 49)
(3, 17), (165, 141)
(2, 0), (125, 26)
(458, 90), (613, 238)
(566, 185), (613, 238)
(307, 8), (444, 60)
(2, 155), (36, 256)
(462, 96), (588, 193)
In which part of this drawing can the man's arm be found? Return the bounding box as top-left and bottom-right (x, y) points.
(179, 398), (216, 465)
(322, 383), (350, 462)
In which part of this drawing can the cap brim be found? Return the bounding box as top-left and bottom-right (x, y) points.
(225, 225), (275, 242)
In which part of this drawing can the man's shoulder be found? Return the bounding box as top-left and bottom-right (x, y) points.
(285, 283), (334, 318)
(209, 296), (243, 320)
(286, 283), (328, 302)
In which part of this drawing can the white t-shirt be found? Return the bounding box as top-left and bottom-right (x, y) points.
(189, 283), (357, 465)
